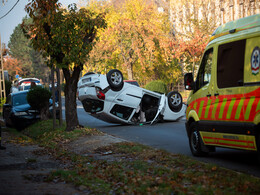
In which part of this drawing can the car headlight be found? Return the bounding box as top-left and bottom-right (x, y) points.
(14, 112), (28, 116)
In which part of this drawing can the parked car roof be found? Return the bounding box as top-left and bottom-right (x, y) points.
(18, 78), (41, 85)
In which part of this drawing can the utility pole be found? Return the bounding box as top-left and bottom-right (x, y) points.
(0, 35), (6, 99)
(51, 66), (56, 129)
(51, 65), (63, 129)
(56, 67), (62, 127)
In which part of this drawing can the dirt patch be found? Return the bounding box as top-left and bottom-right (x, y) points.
(0, 130), (125, 195)
(67, 134), (125, 154)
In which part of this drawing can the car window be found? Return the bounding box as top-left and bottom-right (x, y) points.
(24, 86), (31, 90)
(82, 99), (104, 113)
(18, 86), (23, 91)
(195, 48), (213, 91)
(12, 93), (28, 106)
(217, 39), (245, 88)
(110, 105), (134, 120)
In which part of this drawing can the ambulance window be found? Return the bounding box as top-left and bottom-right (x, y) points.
(217, 40), (245, 88)
(195, 48), (213, 91)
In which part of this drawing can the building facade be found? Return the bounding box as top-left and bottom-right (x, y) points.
(170, 0), (260, 36)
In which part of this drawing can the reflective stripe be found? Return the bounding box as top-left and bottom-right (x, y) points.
(198, 100), (204, 118)
(204, 99), (212, 118)
(188, 88), (260, 122)
(235, 98), (245, 120)
(186, 106), (191, 118)
(219, 98), (227, 119)
(257, 99), (260, 112)
(200, 132), (257, 151)
(212, 99), (219, 119)
(245, 97), (255, 120)
(194, 102), (198, 110)
(227, 98), (236, 119)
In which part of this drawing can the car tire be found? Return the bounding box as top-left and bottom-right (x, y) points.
(167, 91), (183, 112)
(4, 120), (11, 128)
(106, 69), (124, 91)
(3, 113), (11, 128)
(188, 123), (208, 156)
(83, 72), (95, 77)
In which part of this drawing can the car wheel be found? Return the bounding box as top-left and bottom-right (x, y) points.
(4, 120), (11, 128)
(189, 123), (208, 156)
(167, 91), (183, 112)
(3, 113), (11, 127)
(106, 69), (124, 91)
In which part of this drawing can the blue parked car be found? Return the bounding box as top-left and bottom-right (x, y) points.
(3, 90), (59, 130)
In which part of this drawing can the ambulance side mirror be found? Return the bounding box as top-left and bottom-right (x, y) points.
(184, 73), (194, 90)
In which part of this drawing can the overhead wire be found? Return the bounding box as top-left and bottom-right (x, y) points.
(0, 0), (20, 20)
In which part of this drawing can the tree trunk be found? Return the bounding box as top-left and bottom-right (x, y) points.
(40, 102), (50, 120)
(62, 66), (81, 131)
(56, 67), (62, 127)
(127, 62), (133, 80)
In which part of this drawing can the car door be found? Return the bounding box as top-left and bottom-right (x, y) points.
(113, 85), (143, 109)
(108, 85), (143, 122)
(191, 48), (215, 121)
(151, 94), (166, 124)
(214, 39), (246, 122)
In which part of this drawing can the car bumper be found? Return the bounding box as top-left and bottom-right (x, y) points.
(10, 114), (39, 128)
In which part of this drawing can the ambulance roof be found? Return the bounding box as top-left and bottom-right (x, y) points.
(209, 14), (260, 43)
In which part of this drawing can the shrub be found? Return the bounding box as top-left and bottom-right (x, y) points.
(0, 98), (6, 108)
(145, 80), (167, 94)
(27, 86), (51, 120)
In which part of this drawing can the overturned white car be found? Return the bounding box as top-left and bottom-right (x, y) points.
(77, 69), (186, 124)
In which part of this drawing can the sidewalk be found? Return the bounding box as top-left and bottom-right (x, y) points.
(0, 130), (84, 195)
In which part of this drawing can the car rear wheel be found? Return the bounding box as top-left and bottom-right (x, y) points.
(167, 91), (183, 112)
(189, 123), (208, 156)
(106, 69), (124, 91)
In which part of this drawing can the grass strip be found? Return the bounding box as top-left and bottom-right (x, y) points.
(5, 120), (260, 194)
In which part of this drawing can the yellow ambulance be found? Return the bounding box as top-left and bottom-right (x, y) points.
(184, 14), (260, 159)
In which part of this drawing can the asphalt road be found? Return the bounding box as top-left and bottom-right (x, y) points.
(64, 100), (260, 177)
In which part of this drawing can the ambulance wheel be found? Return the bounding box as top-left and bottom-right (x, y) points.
(189, 123), (208, 156)
(167, 91), (183, 112)
(107, 69), (124, 91)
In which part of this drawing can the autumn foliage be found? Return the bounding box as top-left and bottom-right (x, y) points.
(84, 0), (182, 87)
(3, 57), (23, 79)
(23, 0), (106, 131)
(83, 0), (211, 88)
(22, 0), (212, 130)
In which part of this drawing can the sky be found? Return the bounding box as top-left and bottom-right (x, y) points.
(0, 0), (80, 46)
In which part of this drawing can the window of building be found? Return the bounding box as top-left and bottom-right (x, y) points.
(217, 40), (245, 88)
